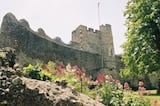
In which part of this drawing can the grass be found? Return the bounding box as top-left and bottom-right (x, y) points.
(124, 90), (160, 106)
(144, 96), (160, 106)
(144, 95), (160, 106)
(143, 90), (160, 106)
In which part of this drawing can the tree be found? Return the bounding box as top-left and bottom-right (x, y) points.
(121, 0), (160, 77)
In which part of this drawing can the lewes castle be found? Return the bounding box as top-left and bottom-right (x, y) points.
(0, 13), (122, 76)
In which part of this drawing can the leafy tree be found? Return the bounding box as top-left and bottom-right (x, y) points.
(121, 0), (160, 77)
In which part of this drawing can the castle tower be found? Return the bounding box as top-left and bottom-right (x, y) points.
(72, 25), (101, 54)
(71, 24), (116, 71)
(99, 24), (115, 70)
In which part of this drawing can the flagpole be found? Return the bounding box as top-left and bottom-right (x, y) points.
(98, 1), (104, 68)
(98, 1), (101, 27)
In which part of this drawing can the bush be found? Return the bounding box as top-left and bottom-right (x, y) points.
(23, 64), (41, 80)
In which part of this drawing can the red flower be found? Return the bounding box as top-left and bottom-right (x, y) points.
(75, 67), (86, 81)
(96, 73), (105, 84)
(55, 64), (66, 76)
(72, 65), (80, 71)
(43, 64), (50, 72)
(76, 68), (85, 77)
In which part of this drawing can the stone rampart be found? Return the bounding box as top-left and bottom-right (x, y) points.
(0, 13), (102, 75)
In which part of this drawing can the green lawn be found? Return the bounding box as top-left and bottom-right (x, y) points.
(143, 90), (160, 106)
(124, 90), (160, 106)
(144, 95), (160, 106)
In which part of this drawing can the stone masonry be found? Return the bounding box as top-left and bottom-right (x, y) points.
(0, 12), (116, 76)
(71, 24), (116, 70)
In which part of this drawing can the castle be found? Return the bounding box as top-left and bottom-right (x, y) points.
(70, 24), (115, 70)
(0, 13), (118, 76)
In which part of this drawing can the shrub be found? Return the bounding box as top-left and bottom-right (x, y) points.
(23, 64), (41, 80)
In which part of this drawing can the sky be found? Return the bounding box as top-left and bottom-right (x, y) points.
(0, 0), (127, 54)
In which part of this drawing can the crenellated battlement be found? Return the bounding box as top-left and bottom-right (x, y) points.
(100, 24), (112, 32)
(72, 25), (101, 36)
(88, 28), (94, 32)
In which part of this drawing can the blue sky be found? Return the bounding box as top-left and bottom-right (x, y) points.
(0, 0), (127, 54)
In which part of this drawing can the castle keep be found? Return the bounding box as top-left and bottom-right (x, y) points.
(0, 13), (116, 76)
(70, 24), (115, 70)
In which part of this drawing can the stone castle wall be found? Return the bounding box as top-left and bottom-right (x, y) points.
(0, 13), (102, 76)
(0, 13), (117, 75)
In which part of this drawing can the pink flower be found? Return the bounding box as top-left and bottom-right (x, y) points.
(72, 65), (80, 71)
(76, 67), (85, 78)
(96, 73), (105, 84)
(116, 80), (120, 84)
(55, 64), (66, 76)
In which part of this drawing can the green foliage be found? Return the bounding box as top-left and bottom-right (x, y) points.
(122, 0), (160, 77)
(110, 90), (124, 106)
(23, 61), (151, 105)
(47, 61), (56, 71)
(23, 64), (34, 75)
(157, 79), (160, 94)
(110, 91), (150, 106)
(0, 52), (6, 58)
(99, 84), (113, 105)
(39, 70), (52, 81)
(23, 64), (41, 80)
